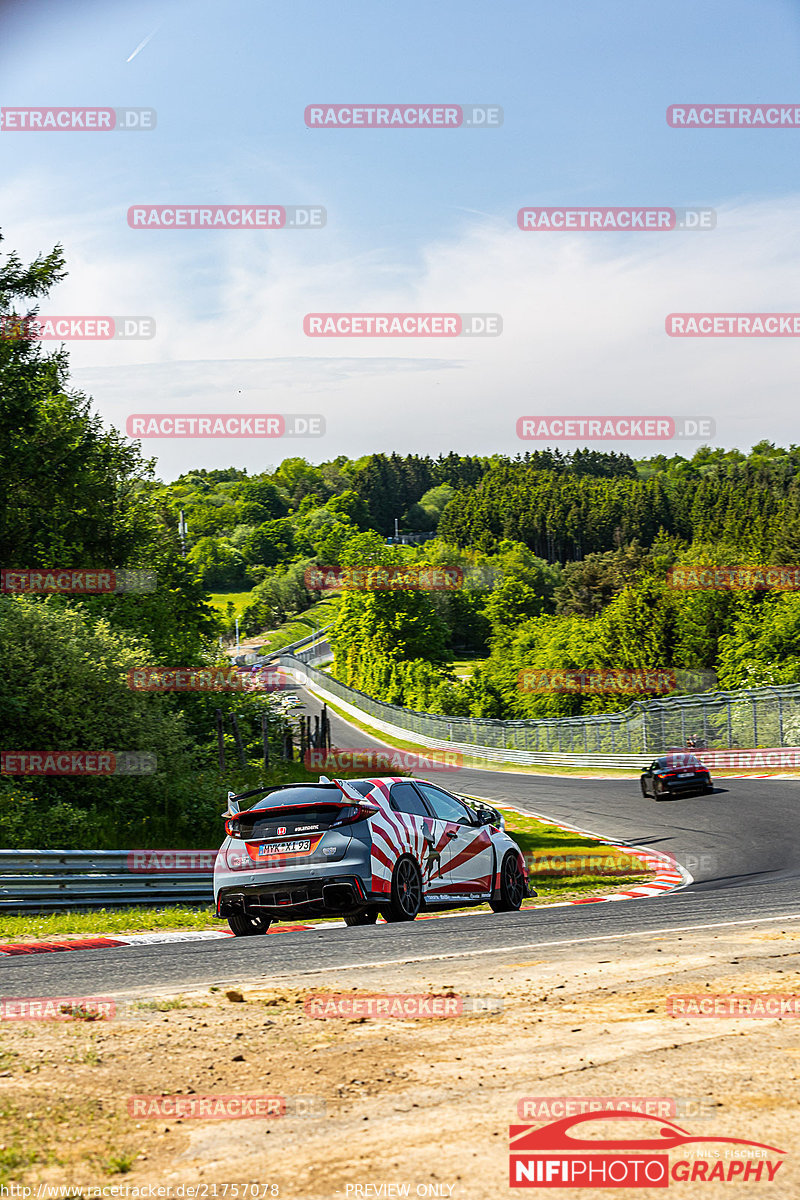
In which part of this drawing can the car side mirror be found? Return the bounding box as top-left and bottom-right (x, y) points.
(475, 805), (503, 829)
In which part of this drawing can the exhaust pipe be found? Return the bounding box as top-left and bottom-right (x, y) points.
(322, 882), (357, 910)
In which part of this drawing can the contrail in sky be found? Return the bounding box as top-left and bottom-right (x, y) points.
(127, 27), (160, 63)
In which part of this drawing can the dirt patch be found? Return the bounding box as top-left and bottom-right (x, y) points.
(1, 925), (799, 1196)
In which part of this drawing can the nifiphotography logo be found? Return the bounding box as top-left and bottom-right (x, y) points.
(509, 1111), (785, 1187)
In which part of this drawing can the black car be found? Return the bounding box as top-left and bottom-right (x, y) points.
(640, 753), (713, 799)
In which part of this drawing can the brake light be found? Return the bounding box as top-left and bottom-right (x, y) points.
(331, 804), (379, 827)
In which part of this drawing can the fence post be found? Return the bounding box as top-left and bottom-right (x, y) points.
(215, 709), (226, 773)
(262, 710), (270, 771)
(778, 692), (784, 746)
(230, 712), (246, 769)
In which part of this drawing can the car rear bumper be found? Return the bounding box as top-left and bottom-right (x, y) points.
(663, 776), (710, 792)
(217, 873), (373, 920)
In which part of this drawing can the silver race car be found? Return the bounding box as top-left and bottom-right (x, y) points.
(214, 775), (530, 934)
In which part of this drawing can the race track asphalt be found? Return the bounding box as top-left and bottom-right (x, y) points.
(2, 682), (799, 998)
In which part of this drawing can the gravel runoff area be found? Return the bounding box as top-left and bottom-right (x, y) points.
(0, 917), (798, 1197)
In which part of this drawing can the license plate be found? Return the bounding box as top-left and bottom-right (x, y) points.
(258, 839), (311, 855)
(678, 772), (693, 778)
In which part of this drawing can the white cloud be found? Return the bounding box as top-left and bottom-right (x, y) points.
(3, 182), (800, 477)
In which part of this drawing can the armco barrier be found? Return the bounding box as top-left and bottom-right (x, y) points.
(234, 624), (332, 667)
(0, 850), (214, 911)
(272, 653), (800, 766)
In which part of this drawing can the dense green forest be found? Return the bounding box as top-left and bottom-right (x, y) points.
(0, 238), (299, 848)
(2, 234), (799, 847)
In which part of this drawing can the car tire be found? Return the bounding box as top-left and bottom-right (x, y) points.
(702, 783), (713, 795)
(382, 857), (423, 922)
(344, 909), (379, 926)
(640, 779), (649, 797)
(490, 851), (526, 913)
(227, 910), (271, 936)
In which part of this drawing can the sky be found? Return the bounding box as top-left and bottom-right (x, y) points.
(2, 0), (800, 479)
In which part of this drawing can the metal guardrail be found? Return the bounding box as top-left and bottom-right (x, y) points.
(0, 850), (215, 911)
(276, 653), (800, 765)
(235, 624), (333, 667)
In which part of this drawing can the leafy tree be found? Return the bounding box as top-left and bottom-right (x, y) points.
(717, 594), (800, 688)
(404, 483), (456, 531)
(243, 518), (296, 568)
(186, 537), (250, 590)
(0, 596), (197, 838)
(0, 236), (155, 566)
(555, 543), (651, 617)
(238, 477), (288, 524)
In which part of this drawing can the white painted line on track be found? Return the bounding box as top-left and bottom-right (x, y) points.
(263, 913), (800, 977)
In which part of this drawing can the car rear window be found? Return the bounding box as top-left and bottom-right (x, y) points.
(249, 786), (339, 810)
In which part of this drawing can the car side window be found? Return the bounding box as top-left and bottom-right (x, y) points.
(415, 782), (475, 825)
(389, 781), (430, 817)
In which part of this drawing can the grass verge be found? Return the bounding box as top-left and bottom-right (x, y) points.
(207, 590), (255, 618)
(255, 598), (340, 655)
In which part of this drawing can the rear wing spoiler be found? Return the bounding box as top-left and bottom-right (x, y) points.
(320, 774), (365, 802)
(221, 777), (361, 818)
